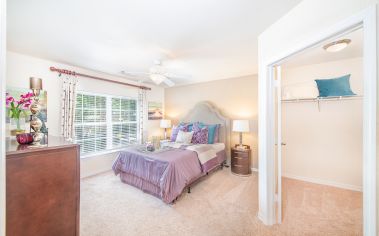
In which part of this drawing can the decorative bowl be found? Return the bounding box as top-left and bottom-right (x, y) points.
(16, 133), (34, 145)
(146, 142), (155, 152)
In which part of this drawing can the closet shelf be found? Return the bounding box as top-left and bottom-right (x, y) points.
(281, 95), (363, 103)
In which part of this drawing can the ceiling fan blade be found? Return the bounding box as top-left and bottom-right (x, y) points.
(121, 70), (150, 76)
(163, 78), (175, 87)
(164, 73), (191, 81)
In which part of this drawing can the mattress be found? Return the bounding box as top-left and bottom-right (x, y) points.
(211, 143), (225, 153)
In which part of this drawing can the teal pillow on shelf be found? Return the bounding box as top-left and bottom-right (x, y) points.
(315, 74), (356, 97)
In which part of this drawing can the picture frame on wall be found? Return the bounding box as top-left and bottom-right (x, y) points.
(148, 102), (163, 120)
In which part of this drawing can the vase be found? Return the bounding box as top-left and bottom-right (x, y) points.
(16, 133), (34, 145)
(10, 117), (26, 136)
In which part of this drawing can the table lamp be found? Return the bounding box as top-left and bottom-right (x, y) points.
(160, 119), (171, 140)
(232, 120), (250, 149)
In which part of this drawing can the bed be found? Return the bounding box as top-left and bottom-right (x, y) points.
(112, 102), (231, 203)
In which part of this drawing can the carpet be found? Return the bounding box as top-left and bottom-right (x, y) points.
(80, 169), (362, 236)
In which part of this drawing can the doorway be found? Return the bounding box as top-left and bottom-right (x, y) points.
(275, 28), (364, 233)
(259, 6), (377, 235)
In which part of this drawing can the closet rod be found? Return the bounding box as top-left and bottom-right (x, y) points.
(282, 95), (363, 103)
(49, 66), (151, 90)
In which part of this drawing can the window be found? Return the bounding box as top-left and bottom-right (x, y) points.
(74, 92), (138, 156)
(111, 97), (137, 148)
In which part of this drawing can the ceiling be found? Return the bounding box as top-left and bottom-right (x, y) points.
(282, 28), (363, 68)
(7, 0), (302, 86)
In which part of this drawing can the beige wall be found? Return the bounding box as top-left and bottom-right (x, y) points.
(165, 75), (258, 169)
(258, 0), (378, 228)
(6, 51), (165, 178)
(282, 57), (363, 191)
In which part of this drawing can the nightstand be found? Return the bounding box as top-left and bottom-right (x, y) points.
(231, 146), (251, 176)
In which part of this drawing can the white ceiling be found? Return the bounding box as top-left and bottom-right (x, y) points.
(7, 0), (302, 86)
(282, 28), (363, 68)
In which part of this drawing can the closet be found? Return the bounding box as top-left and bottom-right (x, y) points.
(276, 28), (363, 232)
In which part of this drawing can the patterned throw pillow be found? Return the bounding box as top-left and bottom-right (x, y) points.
(191, 123), (208, 144)
(176, 130), (194, 144)
(197, 122), (220, 144)
(170, 124), (189, 142)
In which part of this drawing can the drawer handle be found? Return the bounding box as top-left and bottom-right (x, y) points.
(233, 164), (243, 167)
(234, 157), (244, 160)
(234, 151), (246, 154)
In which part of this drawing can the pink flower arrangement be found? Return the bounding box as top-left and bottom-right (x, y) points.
(6, 92), (34, 129)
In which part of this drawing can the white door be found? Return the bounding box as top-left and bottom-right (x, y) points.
(274, 65), (282, 224)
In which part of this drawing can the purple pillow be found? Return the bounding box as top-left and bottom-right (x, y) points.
(170, 124), (189, 142)
(191, 123), (208, 144)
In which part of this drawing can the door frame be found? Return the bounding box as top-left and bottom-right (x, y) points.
(0, 0), (6, 235)
(258, 5), (377, 235)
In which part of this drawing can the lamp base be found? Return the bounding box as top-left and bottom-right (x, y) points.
(237, 132), (245, 149)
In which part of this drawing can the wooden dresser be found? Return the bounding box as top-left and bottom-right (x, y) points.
(231, 146), (251, 176)
(6, 136), (80, 236)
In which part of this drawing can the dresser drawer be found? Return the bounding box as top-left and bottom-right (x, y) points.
(231, 150), (249, 158)
(231, 164), (250, 175)
(231, 155), (249, 166)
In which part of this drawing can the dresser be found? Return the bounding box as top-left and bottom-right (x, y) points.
(231, 146), (251, 176)
(6, 136), (80, 236)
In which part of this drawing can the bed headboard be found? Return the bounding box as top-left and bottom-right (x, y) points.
(180, 102), (231, 162)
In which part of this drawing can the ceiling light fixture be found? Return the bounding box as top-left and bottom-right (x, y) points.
(150, 74), (166, 85)
(323, 39), (351, 52)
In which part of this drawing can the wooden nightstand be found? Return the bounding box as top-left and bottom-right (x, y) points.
(231, 146), (251, 176)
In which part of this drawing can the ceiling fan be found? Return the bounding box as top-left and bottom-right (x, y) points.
(121, 60), (179, 87)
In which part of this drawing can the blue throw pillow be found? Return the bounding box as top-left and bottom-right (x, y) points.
(315, 74), (356, 97)
(198, 123), (218, 144)
(180, 122), (194, 131)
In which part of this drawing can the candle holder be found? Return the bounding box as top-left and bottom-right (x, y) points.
(29, 77), (44, 145)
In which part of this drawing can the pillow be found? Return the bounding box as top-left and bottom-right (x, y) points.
(180, 122), (194, 131)
(282, 83), (319, 99)
(213, 124), (221, 143)
(191, 125), (208, 144)
(197, 123), (219, 144)
(315, 74), (356, 97)
(176, 130), (194, 144)
(170, 124), (189, 142)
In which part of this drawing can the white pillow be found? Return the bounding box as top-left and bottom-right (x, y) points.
(175, 130), (194, 144)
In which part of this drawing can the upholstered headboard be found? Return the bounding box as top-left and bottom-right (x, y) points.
(180, 102), (231, 162)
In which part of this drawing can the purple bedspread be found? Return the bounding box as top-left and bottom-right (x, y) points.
(112, 146), (226, 203)
(113, 147), (202, 203)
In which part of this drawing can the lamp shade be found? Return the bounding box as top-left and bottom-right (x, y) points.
(160, 119), (172, 128)
(232, 120), (250, 132)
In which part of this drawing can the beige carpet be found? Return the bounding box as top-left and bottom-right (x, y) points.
(80, 170), (362, 236)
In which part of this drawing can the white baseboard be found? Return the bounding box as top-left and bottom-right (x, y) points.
(80, 152), (118, 178)
(283, 173), (362, 192)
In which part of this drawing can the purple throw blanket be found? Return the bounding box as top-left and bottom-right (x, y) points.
(112, 146), (226, 203)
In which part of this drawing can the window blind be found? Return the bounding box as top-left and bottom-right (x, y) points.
(74, 92), (138, 156)
(111, 97), (138, 148)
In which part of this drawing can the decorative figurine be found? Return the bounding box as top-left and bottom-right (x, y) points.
(29, 77), (44, 145)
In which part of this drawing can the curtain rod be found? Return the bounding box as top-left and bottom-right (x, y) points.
(49, 66), (151, 90)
